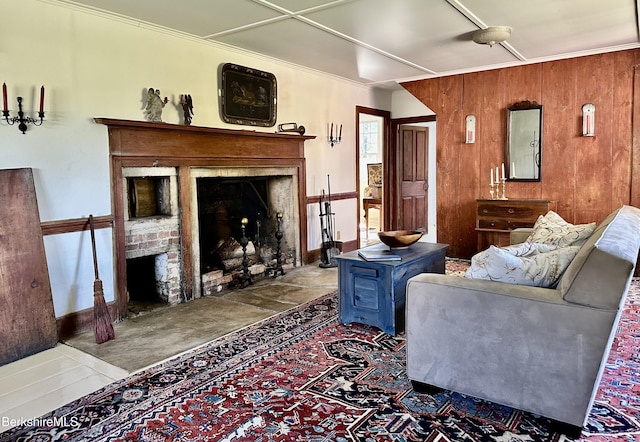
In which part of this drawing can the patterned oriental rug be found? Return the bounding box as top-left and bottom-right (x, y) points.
(3, 260), (640, 442)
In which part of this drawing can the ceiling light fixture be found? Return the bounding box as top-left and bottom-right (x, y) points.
(472, 26), (512, 47)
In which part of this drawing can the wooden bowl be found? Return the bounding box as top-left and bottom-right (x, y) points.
(377, 230), (423, 249)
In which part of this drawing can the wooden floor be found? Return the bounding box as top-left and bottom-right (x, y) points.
(360, 208), (382, 248)
(0, 344), (128, 433)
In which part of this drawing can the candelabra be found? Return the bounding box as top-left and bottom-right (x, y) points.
(329, 122), (342, 147)
(3, 96), (45, 134)
(489, 163), (508, 200)
(239, 217), (253, 288)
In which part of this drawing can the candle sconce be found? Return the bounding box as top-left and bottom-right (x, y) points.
(582, 103), (595, 137)
(465, 115), (476, 143)
(2, 84), (46, 134)
(329, 122), (342, 147)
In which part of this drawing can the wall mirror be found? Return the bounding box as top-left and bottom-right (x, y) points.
(506, 101), (542, 181)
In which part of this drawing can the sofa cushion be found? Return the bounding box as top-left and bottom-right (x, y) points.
(560, 205), (640, 309)
(465, 242), (581, 288)
(527, 211), (596, 248)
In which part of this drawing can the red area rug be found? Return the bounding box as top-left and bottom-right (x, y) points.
(2, 263), (639, 441)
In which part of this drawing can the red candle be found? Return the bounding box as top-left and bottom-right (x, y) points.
(330, 123), (333, 139)
(2, 83), (7, 112)
(39, 85), (45, 113)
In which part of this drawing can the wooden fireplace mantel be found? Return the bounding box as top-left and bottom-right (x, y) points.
(94, 118), (315, 158)
(95, 118), (315, 320)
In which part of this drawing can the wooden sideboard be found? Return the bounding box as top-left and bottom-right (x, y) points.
(476, 199), (557, 251)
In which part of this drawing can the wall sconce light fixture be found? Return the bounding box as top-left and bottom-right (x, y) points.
(465, 115), (476, 143)
(582, 103), (595, 137)
(2, 83), (46, 134)
(329, 122), (342, 147)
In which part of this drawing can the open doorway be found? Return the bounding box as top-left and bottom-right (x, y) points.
(356, 106), (390, 248)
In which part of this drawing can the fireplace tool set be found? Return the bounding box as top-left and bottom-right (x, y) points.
(319, 175), (341, 268)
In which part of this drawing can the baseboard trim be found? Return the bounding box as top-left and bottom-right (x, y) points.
(307, 239), (357, 263)
(57, 302), (117, 340)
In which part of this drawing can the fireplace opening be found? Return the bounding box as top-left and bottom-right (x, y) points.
(126, 254), (170, 310)
(197, 176), (293, 276)
(198, 177), (273, 272)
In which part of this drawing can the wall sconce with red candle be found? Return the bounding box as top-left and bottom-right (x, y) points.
(582, 103), (595, 137)
(465, 114), (476, 143)
(328, 122), (342, 147)
(2, 83), (46, 134)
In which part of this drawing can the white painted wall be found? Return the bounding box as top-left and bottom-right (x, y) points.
(391, 88), (435, 118)
(2, 0), (393, 317)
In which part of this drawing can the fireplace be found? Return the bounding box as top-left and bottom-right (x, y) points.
(191, 166), (301, 297)
(122, 165), (300, 304)
(97, 118), (314, 319)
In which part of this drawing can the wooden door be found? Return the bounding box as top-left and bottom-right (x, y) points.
(398, 125), (429, 231)
(0, 168), (57, 365)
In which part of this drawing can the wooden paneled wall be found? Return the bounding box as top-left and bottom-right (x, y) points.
(402, 49), (640, 258)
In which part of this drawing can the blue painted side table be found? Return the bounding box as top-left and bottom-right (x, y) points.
(336, 242), (448, 335)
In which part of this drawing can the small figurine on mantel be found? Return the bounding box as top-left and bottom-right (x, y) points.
(180, 94), (194, 125)
(144, 88), (168, 122)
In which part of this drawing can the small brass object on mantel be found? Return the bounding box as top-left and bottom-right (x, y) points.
(277, 122), (305, 135)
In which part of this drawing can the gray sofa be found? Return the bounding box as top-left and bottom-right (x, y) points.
(405, 205), (640, 431)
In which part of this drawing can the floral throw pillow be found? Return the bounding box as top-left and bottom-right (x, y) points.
(526, 211), (595, 248)
(465, 242), (581, 288)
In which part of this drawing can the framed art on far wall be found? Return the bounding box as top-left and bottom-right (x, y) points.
(367, 163), (382, 186)
(220, 63), (277, 127)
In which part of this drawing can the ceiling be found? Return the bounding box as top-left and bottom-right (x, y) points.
(59, 0), (640, 88)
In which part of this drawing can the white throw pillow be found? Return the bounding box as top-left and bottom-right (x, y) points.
(527, 211), (595, 248)
(465, 242), (581, 287)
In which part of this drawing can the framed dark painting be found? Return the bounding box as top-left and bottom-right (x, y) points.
(221, 63), (277, 127)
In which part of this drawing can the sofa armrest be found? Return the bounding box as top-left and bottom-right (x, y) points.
(405, 273), (616, 427)
(510, 227), (532, 244)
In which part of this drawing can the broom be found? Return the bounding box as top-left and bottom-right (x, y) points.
(89, 214), (116, 344)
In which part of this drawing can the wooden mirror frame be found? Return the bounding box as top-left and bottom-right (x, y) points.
(506, 101), (542, 181)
